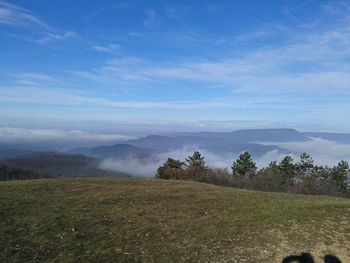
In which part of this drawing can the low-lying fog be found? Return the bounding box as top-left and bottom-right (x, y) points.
(2, 127), (350, 178)
(100, 138), (350, 177)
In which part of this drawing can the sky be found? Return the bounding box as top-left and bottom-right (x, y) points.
(1, 0), (350, 138)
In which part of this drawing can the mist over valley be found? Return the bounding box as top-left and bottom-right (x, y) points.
(2, 128), (350, 178)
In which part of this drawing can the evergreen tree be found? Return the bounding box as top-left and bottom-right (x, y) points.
(311, 165), (330, 180)
(268, 161), (279, 171)
(331, 160), (349, 193)
(279, 155), (296, 185)
(297, 153), (314, 177)
(231, 151), (257, 178)
(185, 151), (207, 169)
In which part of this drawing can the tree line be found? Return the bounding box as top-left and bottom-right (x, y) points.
(156, 151), (350, 197)
(0, 164), (53, 181)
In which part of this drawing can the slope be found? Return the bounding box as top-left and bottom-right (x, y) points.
(0, 178), (349, 262)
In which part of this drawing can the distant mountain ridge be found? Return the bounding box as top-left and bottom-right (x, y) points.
(169, 129), (310, 141)
(2, 129), (350, 169)
(69, 128), (350, 160)
(122, 129), (307, 155)
(69, 144), (153, 159)
(0, 148), (35, 160)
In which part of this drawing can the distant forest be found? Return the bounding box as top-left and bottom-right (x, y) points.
(0, 164), (52, 181)
(0, 152), (131, 181)
(156, 151), (350, 197)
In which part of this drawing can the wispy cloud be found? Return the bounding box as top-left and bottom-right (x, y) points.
(37, 31), (77, 43)
(3, 79), (345, 117)
(0, 1), (76, 44)
(11, 73), (64, 86)
(91, 43), (120, 53)
(164, 5), (190, 20)
(143, 8), (158, 28)
(84, 2), (131, 21)
(0, 84), (232, 110)
(70, 14), (350, 94)
(0, 1), (49, 29)
(321, 1), (350, 15)
(2, 1), (350, 133)
(234, 23), (289, 43)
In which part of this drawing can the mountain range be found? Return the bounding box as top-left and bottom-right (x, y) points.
(1, 128), (350, 179)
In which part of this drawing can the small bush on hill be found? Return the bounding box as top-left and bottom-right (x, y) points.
(156, 158), (185, 179)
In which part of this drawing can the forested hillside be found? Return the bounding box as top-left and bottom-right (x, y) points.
(0, 164), (51, 181)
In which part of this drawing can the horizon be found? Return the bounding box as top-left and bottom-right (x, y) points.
(1, 0), (350, 135)
(2, 126), (350, 177)
(1, 126), (350, 148)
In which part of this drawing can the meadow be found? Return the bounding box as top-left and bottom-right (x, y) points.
(1, 178), (349, 262)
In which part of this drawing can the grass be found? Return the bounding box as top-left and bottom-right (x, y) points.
(0, 178), (350, 262)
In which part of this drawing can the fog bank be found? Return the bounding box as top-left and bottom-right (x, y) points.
(100, 138), (350, 177)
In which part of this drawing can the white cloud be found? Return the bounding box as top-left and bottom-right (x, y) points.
(37, 31), (76, 43)
(100, 139), (350, 177)
(0, 85), (231, 110)
(91, 44), (120, 53)
(165, 6), (189, 20)
(100, 145), (282, 177)
(101, 156), (159, 177)
(0, 127), (133, 145)
(100, 146), (234, 177)
(72, 52), (350, 95)
(0, 86), (87, 106)
(233, 23), (288, 43)
(272, 138), (350, 166)
(0, 1), (76, 44)
(143, 8), (157, 28)
(321, 1), (350, 15)
(11, 73), (65, 87)
(0, 1), (49, 29)
(69, 11), (350, 95)
(98, 147), (284, 177)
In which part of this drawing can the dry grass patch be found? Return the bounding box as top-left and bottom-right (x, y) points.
(0, 178), (349, 262)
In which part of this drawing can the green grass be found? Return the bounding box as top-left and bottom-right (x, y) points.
(1, 178), (350, 262)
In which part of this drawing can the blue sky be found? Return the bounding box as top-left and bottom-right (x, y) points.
(1, 0), (350, 136)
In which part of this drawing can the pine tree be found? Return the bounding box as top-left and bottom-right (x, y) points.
(331, 160), (349, 193)
(231, 151), (257, 178)
(279, 155), (296, 185)
(185, 151), (207, 169)
(297, 153), (314, 177)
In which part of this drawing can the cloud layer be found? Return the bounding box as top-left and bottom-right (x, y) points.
(0, 127), (133, 148)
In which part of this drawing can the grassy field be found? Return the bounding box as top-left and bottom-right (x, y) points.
(0, 178), (350, 262)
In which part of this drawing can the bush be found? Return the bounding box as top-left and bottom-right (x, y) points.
(196, 168), (233, 186)
(156, 158), (185, 179)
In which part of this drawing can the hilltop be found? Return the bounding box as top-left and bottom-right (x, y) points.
(1, 178), (349, 262)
